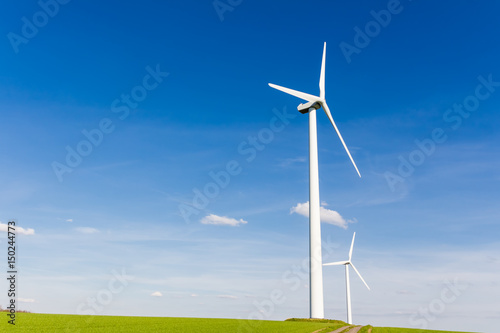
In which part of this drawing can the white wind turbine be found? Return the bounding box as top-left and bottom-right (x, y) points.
(268, 42), (361, 319)
(324, 232), (370, 324)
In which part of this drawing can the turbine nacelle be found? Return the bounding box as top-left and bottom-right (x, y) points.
(298, 101), (322, 114)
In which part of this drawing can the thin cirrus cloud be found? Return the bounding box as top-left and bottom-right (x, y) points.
(18, 298), (36, 303)
(217, 295), (238, 299)
(290, 202), (355, 229)
(277, 157), (306, 168)
(75, 227), (99, 234)
(200, 214), (248, 227)
(0, 222), (35, 235)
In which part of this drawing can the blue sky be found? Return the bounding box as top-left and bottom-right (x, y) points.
(1, 0), (499, 331)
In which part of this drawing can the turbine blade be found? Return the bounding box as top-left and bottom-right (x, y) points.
(268, 83), (319, 103)
(323, 260), (349, 266)
(350, 263), (370, 290)
(321, 102), (361, 177)
(319, 42), (326, 99)
(349, 232), (356, 261)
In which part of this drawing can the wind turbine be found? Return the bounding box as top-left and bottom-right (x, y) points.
(268, 42), (361, 319)
(324, 232), (370, 324)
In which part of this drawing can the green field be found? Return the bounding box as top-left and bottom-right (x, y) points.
(4, 313), (476, 332)
(371, 328), (474, 333)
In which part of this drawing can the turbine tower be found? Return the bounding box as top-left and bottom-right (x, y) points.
(324, 232), (370, 324)
(268, 42), (361, 319)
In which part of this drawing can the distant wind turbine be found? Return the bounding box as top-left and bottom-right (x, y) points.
(324, 232), (370, 324)
(268, 42), (361, 319)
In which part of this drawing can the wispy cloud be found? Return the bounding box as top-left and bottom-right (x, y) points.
(290, 202), (354, 229)
(0, 222), (35, 235)
(85, 160), (139, 172)
(75, 227), (99, 234)
(18, 298), (36, 303)
(217, 295), (237, 299)
(277, 157), (306, 168)
(151, 291), (163, 297)
(201, 214), (248, 227)
(65, 219), (73, 222)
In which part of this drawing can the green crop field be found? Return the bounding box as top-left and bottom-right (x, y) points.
(3, 313), (476, 332)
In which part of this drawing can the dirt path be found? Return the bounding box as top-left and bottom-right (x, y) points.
(345, 326), (363, 333)
(325, 326), (364, 333)
(325, 326), (353, 333)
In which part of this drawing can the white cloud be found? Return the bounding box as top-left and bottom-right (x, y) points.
(200, 214), (247, 227)
(290, 202), (354, 229)
(0, 222), (35, 235)
(18, 298), (36, 303)
(151, 291), (163, 297)
(75, 227), (99, 234)
(65, 219), (73, 222)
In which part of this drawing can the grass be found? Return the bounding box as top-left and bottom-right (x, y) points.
(6, 313), (477, 332)
(372, 328), (476, 333)
(11, 313), (347, 332)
